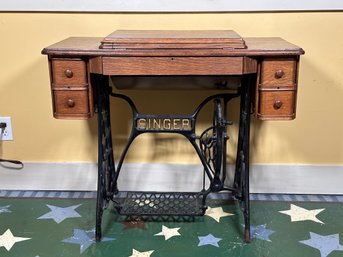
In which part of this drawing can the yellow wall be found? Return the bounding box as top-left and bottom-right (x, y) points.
(0, 12), (342, 164)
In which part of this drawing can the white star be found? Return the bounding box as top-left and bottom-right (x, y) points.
(0, 229), (31, 251)
(279, 204), (325, 224)
(37, 204), (82, 223)
(205, 207), (234, 222)
(0, 205), (11, 214)
(129, 249), (154, 257)
(154, 225), (181, 240)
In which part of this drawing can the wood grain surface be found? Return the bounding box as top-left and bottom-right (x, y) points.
(102, 57), (245, 75)
(101, 30), (246, 49)
(53, 90), (91, 119)
(52, 59), (87, 85)
(257, 90), (296, 120)
(42, 31), (304, 121)
(260, 58), (297, 87)
(42, 37), (304, 56)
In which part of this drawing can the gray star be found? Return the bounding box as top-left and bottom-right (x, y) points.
(0, 205), (11, 214)
(198, 233), (222, 247)
(62, 228), (115, 253)
(37, 204), (82, 223)
(300, 232), (343, 257)
(250, 224), (275, 242)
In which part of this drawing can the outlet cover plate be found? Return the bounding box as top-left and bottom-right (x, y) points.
(0, 117), (13, 141)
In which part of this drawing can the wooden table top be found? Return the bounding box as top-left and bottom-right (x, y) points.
(42, 37), (304, 57)
(42, 30), (305, 120)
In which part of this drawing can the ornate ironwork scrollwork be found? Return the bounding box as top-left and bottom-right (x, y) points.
(198, 99), (232, 192)
(94, 70), (255, 244)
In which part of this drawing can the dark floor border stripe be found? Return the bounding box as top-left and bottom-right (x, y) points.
(1, 190), (343, 202)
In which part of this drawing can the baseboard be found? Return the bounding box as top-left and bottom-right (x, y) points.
(0, 162), (342, 194)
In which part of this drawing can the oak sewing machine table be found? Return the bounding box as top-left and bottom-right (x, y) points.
(42, 30), (304, 243)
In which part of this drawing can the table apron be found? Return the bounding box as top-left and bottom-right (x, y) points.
(98, 56), (257, 76)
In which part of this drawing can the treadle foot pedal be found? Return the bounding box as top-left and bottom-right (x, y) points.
(114, 191), (207, 216)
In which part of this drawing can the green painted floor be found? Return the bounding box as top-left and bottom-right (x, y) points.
(1, 198), (343, 257)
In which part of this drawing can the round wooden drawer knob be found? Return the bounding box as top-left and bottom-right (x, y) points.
(67, 99), (75, 108)
(275, 69), (284, 79)
(64, 69), (74, 78)
(273, 100), (283, 110)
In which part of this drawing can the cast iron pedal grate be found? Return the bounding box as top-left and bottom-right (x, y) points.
(114, 191), (207, 216)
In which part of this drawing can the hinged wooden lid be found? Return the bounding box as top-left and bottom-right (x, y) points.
(100, 30), (246, 50)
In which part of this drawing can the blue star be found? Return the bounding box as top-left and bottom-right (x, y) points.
(241, 224), (274, 241)
(37, 204), (82, 223)
(62, 228), (115, 254)
(198, 233), (222, 247)
(300, 232), (343, 257)
(250, 224), (275, 242)
(0, 205), (11, 214)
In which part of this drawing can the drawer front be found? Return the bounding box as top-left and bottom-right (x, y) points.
(53, 90), (91, 119)
(52, 60), (87, 85)
(257, 90), (296, 120)
(260, 58), (296, 87)
(103, 57), (245, 75)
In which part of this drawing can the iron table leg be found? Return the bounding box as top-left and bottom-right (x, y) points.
(234, 74), (254, 243)
(94, 74), (116, 242)
(93, 73), (254, 243)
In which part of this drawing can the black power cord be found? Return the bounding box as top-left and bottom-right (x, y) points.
(0, 158), (24, 169)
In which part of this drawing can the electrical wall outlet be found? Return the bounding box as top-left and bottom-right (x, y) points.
(0, 117), (13, 141)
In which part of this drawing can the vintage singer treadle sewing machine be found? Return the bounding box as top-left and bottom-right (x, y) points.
(42, 30), (304, 242)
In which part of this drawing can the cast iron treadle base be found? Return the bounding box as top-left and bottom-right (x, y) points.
(114, 191), (207, 216)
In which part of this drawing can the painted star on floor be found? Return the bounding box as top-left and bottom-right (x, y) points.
(205, 206), (234, 222)
(0, 229), (31, 251)
(0, 205), (11, 214)
(62, 228), (115, 254)
(37, 204), (82, 223)
(154, 225), (181, 240)
(198, 233), (222, 247)
(129, 249), (154, 257)
(279, 204), (325, 224)
(299, 232), (343, 257)
(250, 224), (275, 242)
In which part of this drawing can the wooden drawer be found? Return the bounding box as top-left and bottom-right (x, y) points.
(257, 90), (296, 120)
(52, 59), (87, 86)
(53, 90), (91, 119)
(102, 57), (247, 75)
(260, 58), (297, 88)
